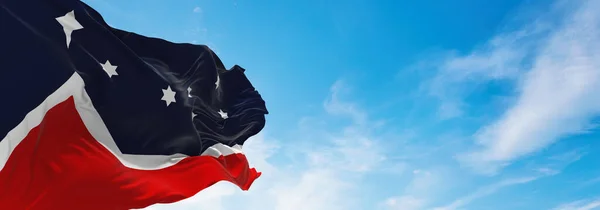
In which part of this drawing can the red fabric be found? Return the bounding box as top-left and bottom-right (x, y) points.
(0, 97), (260, 210)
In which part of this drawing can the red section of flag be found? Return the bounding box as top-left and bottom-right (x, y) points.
(0, 97), (260, 210)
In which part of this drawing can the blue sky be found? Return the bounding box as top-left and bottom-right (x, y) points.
(84, 0), (600, 209)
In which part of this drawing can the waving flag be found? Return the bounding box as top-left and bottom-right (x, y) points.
(0, 0), (268, 209)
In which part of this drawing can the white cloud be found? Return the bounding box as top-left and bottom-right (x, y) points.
(143, 80), (389, 210)
(405, 169), (440, 196)
(381, 163), (562, 210)
(433, 176), (538, 210)
(426, 23), (549, 120)
(552, 198), (600, 210)
(324, 80), (368, 125)
(380, 168), (442, 210)
(438, 151), (578, 209)
(383, 196), (426, 210)
(193, 6), (202, 13)
(433, 0), (600, 174)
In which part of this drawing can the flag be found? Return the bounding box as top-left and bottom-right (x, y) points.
(0, 0), (268, 209)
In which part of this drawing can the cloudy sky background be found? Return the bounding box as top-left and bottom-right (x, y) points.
(84, 0), (600, 209)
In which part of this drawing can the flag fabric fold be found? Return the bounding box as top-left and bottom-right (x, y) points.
(0, 0), (268, 209)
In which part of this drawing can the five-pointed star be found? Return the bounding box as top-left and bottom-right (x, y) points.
(215, 75), (220, 89)
(187, 87), (193, 98)
(56, 10), (83, 48)
(218, 109), (228, 119)
(161, 86), (176, 106)
(100, 60), (118, 78)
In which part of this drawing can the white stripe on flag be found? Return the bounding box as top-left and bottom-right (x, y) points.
(0, 72), (243, 171)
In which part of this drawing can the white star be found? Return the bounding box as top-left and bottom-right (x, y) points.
(161, 86), (176, 106)
(100, 60), (118, 78)
(218, 109), (228, 119)
(56, 10), (83, 48)
(192, 112), (197, 119)
(215, 75), (220, 89)
(187, 86), (193, 97)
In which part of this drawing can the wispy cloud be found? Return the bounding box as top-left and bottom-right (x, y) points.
(426, 23), (549, 120)
(552, 198), (600, 210)
(381, 168), (445, 210)
(582, 177), (600, 187)
(383, 196), (426, 210)
(193, 6), (202, 13)
(324, 80), (369, 125)
(425, 0), (600, 174)
(433, 176), (539, 210)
